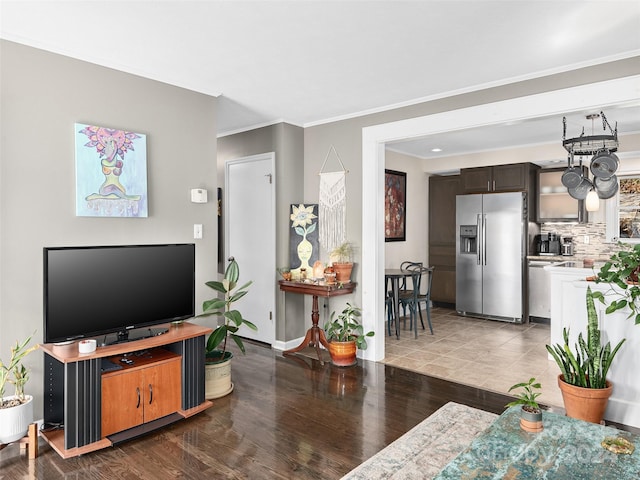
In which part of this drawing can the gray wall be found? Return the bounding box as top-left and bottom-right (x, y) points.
(0, 40), (218, 417)
(217, 123), (306, 342)
(304, 56), (640, 311)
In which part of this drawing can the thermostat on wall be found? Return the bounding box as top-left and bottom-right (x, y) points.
(191, 188), (208, 203)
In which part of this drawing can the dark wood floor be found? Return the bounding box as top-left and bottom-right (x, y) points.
(0, 341), (635, 479)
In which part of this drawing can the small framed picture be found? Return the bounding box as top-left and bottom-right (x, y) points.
(385, 169), (406, 242)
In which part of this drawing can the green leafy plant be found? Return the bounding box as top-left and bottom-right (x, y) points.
(546, 286), (625, 389)
(594, 242), (640, 325)
(324, 303), (374, 350)
(330, 242), (353, 264)
(506, 377), (542, 412)
(0, 333), (38, 408)
(199, 258), (257, 360)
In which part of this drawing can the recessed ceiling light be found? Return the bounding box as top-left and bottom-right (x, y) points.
(431, 148), (442, 152)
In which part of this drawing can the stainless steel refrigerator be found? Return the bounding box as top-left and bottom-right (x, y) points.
(456, 192), (526, 323)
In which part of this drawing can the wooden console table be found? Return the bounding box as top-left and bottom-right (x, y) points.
(279, 280), (355, 361)
(40, 322), (212, 458)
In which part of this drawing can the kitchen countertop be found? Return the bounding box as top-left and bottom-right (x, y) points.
(527, 256), (607, 274)
(527, 255), (609, 265)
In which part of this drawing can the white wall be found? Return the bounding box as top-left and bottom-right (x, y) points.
(384, 150), (428, 269)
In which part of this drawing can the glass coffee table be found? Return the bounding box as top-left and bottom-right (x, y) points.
(435, 406), (639, 479)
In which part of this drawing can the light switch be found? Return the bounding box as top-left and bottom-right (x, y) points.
(194, 224), (203, 239)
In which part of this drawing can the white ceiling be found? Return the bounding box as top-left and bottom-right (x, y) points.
(386, 105), (640, 161)
(2, 1), (639, 157)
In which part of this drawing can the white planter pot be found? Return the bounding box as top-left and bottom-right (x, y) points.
(205, 356), (234, 399)
(0, 395), (33, 444)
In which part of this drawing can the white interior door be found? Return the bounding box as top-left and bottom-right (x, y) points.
(225, 153), (276, 345)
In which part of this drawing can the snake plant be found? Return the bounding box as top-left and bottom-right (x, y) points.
(546, 286), (625, 389)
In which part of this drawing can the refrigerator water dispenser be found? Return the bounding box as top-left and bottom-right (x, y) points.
(459, 225), (477, 254)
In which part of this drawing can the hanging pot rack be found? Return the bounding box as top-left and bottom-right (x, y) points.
(561, 111), (620, 202)
(562, 111), (618, 155)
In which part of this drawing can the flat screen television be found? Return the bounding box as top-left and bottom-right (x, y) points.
(44, 243), (195, 345)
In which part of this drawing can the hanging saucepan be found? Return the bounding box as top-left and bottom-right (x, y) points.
(595, 175), (619, 199)
(561, 153), (582, 189)
(590, 149), (619, 179)
(568, 176), (593, 200)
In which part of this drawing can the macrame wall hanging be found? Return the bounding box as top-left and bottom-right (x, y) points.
(318, 145), (348, 252)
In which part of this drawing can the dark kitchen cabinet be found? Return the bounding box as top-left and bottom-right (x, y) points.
(429, 174), (460, 306)
(461, 163), (537, 194)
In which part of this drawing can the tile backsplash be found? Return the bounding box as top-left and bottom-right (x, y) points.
(541, 222), (619, 260)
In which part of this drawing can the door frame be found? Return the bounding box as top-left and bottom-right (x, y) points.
(225, 152), (276, 345)
(362, 75), (640, 362)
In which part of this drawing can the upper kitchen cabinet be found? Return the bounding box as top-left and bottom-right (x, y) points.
(460, 163), (538, 194)
(537, 167), (587, 223)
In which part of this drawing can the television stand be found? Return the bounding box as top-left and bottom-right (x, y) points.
(40, 322), (212, 459)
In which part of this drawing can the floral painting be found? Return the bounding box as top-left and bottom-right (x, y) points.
(289, 204), (319, 277)
(385, 169), (406, 242)
(75, 123), (148, 217)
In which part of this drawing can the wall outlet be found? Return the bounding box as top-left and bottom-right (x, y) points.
(583, 235), (590, 244)
(194, 224), (203, 239)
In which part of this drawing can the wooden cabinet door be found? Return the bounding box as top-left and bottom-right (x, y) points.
(143, 358), (181, 423)
(460, 167), (491, 193)
(102, 370), (144, 437)
(429, 175), (460, 305)
(492, 164), (527, 191)
(101, 354), (181, 438)
(429, 175), (460, 244)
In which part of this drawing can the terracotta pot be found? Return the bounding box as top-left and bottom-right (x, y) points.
(332, 262), (353, 283)
(557, 374), (612, 424)
(327, 340), (357, 367)
(519, 407), (543, 433)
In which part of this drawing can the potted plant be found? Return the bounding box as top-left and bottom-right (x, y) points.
(277, 267), (292, 281)
(546, 286), (625, 424)
(594, 242), (640, 325)
(505, 377), (543, 432)
(198, 257), (256, 399)
(0, 333), (38, 444)
(330, 242), (354, 283)
(324, 303), (374, 366)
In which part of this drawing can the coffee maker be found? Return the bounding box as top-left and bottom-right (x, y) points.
(536, 232), (561, 255)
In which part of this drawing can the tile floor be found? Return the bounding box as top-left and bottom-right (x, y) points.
(382, 306), (564, 408)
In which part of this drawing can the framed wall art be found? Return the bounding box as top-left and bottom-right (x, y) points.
(385, 169), (406, 242)
(289, 203), (320, 276)
(75, 123), (148, 217)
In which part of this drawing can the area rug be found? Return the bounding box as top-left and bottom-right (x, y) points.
(341, 402), (497, 480)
